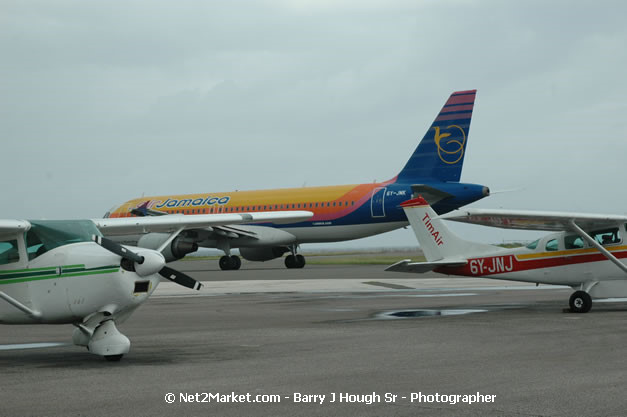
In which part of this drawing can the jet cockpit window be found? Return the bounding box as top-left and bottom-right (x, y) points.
(592, 228), (621, 246)
(26, 220), (103, 259)
(0, 239), (20, 265)
(564, 235), (585, 250)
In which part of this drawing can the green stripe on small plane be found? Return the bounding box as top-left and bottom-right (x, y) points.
(0, 265), (120, 285)
(0, 264), (84, 275)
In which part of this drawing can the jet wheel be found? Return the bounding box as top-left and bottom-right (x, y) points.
(219, 255), (233, 271)
(569, 291), (592, 313)
(285, 254), (306, 269)
(230, 255), (241, 270)
(295, 254), (306, 269)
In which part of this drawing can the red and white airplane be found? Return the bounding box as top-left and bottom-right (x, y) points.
(387, 196), (627, 313)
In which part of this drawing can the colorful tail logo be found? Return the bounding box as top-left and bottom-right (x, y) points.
(395, 89), (476, 183)
(434, 125), (466, 165)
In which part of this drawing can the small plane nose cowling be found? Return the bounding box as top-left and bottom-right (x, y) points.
(133, 250), (166, 277)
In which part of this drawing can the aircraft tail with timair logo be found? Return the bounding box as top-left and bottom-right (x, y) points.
(386, 196), (494, 274)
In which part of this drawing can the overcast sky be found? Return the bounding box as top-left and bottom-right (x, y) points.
(2, 0), (627, 248)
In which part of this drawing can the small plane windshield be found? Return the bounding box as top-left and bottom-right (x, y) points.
(26, 220), (102, 260)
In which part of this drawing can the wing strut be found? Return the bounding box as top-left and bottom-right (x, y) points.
(569, 220), (627, 276)
(156, 226), (185, 253)
(0, 291), (41, 319)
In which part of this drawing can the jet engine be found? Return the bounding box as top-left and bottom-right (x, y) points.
(137, 233), (198, 262)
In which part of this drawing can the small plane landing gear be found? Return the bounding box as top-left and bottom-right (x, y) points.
(285, 254), (305, 269)
(569, 290), (592, 313)
(219, 255), (241, 270)
(86, 320), (130, 360)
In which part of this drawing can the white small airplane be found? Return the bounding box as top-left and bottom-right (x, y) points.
(0, 211), (311, 361)
(387, 196), (627, 313)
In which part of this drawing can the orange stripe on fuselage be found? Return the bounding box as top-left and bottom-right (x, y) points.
(515, 245), (627, 260)
(108, 180), (396, 221)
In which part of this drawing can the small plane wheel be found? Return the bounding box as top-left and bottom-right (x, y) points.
(104, 354), (123, 362)
(285, 255), (296, 269)
(295, 254), (306, 269)
(219, 256), (233, 270)
(230, 255), (241, 270)
(569, 291), (592, 313)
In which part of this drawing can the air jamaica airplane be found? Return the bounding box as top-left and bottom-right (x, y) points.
(104, 90), (490, 270)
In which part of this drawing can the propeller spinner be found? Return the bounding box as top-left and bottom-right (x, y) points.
(92, 235), (203, 291)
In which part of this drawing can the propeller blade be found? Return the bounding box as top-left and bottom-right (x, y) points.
(159, 266), (203, 291)
(92, 235), (144, 264)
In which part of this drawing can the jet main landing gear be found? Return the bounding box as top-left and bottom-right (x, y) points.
(285, 254), (305, 269)
(219, 255), (241, 270)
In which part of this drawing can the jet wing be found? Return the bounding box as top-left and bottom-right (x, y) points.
(92, 211), (313, 235)
(0, 220), (31, 235)
(211, 225), (259, 239)
(386, 259), (467, 273)
(439, 209), (627, 232)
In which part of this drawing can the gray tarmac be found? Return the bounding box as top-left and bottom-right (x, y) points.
(2, 261), (627, 417)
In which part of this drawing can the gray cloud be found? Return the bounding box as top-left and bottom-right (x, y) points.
(2, 0), (627, 246)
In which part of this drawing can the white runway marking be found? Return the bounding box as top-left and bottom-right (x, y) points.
(595, 298), (627, 303)
(152, 278), (568, 298)
(0, 342), (68, 351)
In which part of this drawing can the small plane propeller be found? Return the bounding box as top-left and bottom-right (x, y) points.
(93, 235), (144, 264)
(92, 235), (203, 291)
(159, 266), (203, 291)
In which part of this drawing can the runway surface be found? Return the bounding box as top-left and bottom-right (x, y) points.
(2, 262), (627, 416)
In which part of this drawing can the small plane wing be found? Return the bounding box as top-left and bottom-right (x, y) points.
(439, 209), (627, 232)
(92, 211), (313, 235)
(385, 259), (467, 273)
(0, 220), (31, 235)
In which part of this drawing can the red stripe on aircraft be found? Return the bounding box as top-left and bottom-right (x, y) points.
(451, 89), (477, 96)
(400, 196), (429, 207)
(435, 112), (472, 122)
(436, 250), (627, 277)
(445, 92), (476, 106)
(310, 178), (398, 222)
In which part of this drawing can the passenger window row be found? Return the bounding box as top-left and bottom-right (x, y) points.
(160, 201), (356, 215)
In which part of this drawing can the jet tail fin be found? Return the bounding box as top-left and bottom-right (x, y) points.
(396, 90), (476, 183)
(130, 201), (167, 217)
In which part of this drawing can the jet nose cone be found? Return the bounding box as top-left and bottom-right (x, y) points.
(133, 250), (166, 277)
